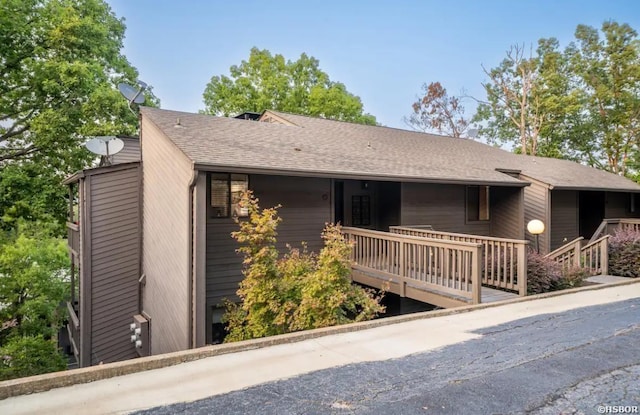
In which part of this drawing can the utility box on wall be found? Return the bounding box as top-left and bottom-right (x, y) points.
(130, 314), (150, 357)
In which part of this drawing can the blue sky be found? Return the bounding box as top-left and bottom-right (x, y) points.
(107, 0), (640, 129)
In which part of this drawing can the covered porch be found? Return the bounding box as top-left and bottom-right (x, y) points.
(201, 174), (528, 340)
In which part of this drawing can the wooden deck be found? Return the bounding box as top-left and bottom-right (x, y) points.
(481, 286), (519, 303)
(352, 267), (519, 308)
(342, 226), (526, 309)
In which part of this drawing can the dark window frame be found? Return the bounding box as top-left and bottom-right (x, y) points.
(352, 195), (371, 226)
(466, 185), (490, 222)
(630, 193), (639, 213)
(207, 173), (249, 219)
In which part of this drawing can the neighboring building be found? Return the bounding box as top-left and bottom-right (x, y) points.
(63, 162), (142, 367)
(63, 107), (640, 366)
(110, 135), (141, 164)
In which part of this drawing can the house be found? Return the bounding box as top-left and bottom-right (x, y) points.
(63, 107), (640, 366)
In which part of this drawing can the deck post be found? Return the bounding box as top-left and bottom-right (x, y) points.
(398, 240), (405, 277)
(572, 239), (582, 267)
(518, 243), (527, 296)
(600, 237), (608, 275)
(471, 244), (482, 304)
(398, 240), (406, 297)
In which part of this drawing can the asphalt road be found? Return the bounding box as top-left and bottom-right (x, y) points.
(136, 298), (640, 415)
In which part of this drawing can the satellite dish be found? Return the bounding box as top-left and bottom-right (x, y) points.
(118, 83), (145, 104)
(85, 136), (125, 157)
(467, 128), (479, 138)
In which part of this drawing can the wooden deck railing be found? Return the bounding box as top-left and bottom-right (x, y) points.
(589, 218), (640, 243)
(67, 301), (80, 358)
(389, 226), (528, 296)
(618, 218), (640, 232)
(67, 222), (80, 257)
(342, 227), (483, 304)
(580, 235), (610, 275)
(546, 237), (584, 269)
(546, 235), (610, 275)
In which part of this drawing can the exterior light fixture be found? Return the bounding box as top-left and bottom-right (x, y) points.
(527, 219), (545, 253)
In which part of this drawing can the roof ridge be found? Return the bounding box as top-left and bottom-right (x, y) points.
(267, 109), (467, 139)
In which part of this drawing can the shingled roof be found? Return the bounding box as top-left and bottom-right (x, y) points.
(140, 107), (640, 192)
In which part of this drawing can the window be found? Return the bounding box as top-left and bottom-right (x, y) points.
(352, 195), (371, 226)
(68, 183), (79, 223)
(467, 185), (490, 221)
(209, 173), (249, 218)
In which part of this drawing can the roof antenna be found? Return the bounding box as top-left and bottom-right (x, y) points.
(85, 136), (125, 167)
(118, 80), (147, 116)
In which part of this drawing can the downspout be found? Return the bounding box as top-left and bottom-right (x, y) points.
(188, 169), (199, 349)
(137, 111), (145, 316)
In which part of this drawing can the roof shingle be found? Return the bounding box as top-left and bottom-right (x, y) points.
(140, 107), (640, 192)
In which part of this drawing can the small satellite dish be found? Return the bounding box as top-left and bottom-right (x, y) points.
(467, 128), (479, 139)
(118, 83), (145, 104)
(85, 136), (125, 157)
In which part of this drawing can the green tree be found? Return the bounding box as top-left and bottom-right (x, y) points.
(0, 222), (69, 380)
(223, 192), (384, 342)
(0, 162), (69, 234)
(202, 47), (377, 125)
(0, 222), (69, 342)
(566, 21), (640, 175)
(474, 40), (579, 157)
(404, 82), (470, 137)
(0, 0), (158, 231)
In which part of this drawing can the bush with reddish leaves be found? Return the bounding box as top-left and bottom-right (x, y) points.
(526, 251), (563, 295)
(608, 227), (640, 278)
(526, 251), (590, 295)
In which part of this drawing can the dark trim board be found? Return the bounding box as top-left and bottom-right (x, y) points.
(193, 163), (530, 188)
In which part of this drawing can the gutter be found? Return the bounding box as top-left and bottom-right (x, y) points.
(187, 168), (199, 349)
(191, 163), (530, 188)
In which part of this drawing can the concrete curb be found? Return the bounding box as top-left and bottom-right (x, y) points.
(1, 278), (638, 400)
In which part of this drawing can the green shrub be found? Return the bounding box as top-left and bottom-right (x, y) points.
(556, 266), (590, 290)
(0, 335), (66, 381)
(291, 225), (384, 331)
(608, 228), (640, 278)
(223, 192), (384, 342)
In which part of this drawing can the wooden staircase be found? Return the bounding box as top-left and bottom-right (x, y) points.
(547, 218), (640, 274)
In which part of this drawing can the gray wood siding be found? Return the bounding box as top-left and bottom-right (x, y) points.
(550, 190), (579, 251)
(88, 165), (140, 365)
(205, 220), (240, 306)
(141, 117), (194, 354)
(400, 183), (491, 235)
(490, 187), (524, 239)
(253, 176), (331, 253)
(605, 192), (640, 218)
(111, 137), (140, 164)
(205, 175), (331, 308)
(523, 179), (550, 253)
